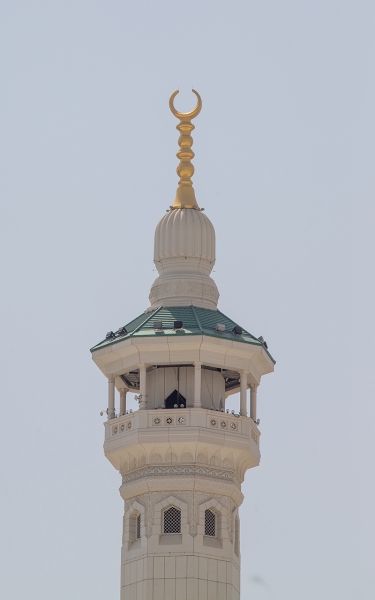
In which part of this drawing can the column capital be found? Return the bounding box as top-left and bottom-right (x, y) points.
(194, 361), (203, 368)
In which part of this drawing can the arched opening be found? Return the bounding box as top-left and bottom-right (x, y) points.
(163, 506), (181, 534)
(164, 389), (186, 409)
(204, 509), (216, 537)
(136, 514), (141, 540)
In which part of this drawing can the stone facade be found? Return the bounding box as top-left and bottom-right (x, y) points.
(102, 408), (259, 599)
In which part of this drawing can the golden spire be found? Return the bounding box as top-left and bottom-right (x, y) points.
(169, 89), (202, 209)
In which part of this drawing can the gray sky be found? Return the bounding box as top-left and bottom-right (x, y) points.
(1, 1), (374, 599)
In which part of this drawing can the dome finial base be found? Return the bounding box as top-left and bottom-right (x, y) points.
(172, 186), (200, 210)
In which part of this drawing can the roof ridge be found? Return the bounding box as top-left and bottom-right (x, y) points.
(131, 306), (162, 334)
(191, 305), (203, 332)
(216, 308), (258, 341)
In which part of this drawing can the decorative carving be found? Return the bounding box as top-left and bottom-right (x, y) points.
(177, 417), (185, 424)
(149, 280), (219, 303)
(251, 429), (258, 444)
(154, 417), (161, 425)
(149, 283), (171, 301)
(165, 417), (173, 425)
(223, 458), (232, 469)
(150, 453), (162, 464)
(181, 452), (193, 463)
(197, 453), (207, 464)
(165, 449), (178, 464)
(186, 281), (202, 294)
(121, 464), (239, 485)
(212, 494), (235, 543)
(112, 426), (118, 435)
(120, 423), (125, 432)
(230, 422), (237, 430)
(171, 280), (186, 295)
(210, 419), (217, 426)
(123, 488), (239, 542)
(140, 455), (146, 466)
(203, 283), (219, 300)
(220, 421), (227, 428)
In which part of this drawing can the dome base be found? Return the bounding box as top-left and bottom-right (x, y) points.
(149, 273), (219, 310)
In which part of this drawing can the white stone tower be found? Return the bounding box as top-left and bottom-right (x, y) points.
(91, 90), (275, 600)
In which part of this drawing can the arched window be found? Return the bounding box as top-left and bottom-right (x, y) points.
(128, 511), (142, 547)
(163, 506), (181, 534)
(136, 514), (141, 540)
(204, 509), (216, 537)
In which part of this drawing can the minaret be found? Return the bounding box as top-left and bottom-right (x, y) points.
(91, 90), (275, 600)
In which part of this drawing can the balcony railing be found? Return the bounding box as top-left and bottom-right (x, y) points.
(104, 407), (260, 448)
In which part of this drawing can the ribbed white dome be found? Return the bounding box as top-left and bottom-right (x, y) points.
(149, 208), (219, 310)
(154, 209), (215, 264)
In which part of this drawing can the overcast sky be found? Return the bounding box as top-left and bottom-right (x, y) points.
(1, 1), (374, 599)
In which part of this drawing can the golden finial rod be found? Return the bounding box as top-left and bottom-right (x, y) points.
(169, 89), (202, 209)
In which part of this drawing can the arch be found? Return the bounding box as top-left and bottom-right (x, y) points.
(204, 508), (217, 537)
(181, 452), (193, 463)
(150, 453), (162, 464)
(163, 506), (181, 534)
(198, 497), (228, 542)
(223, 457), (233, 469)
(123, 499), (146, 548)
(197, 452), (207, 464)
(136, 514), (141, 540)
(154, 495), (189, 537)
(165, 448), (178, 464)
(210, 453), (221, 467)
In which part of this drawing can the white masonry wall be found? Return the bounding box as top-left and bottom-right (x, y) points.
(121, 555), (240, 600)
(121, 490), (240, 600)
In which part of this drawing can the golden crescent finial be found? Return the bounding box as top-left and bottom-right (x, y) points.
(169, 89), (202, 120)
(169, 89), (202, 210)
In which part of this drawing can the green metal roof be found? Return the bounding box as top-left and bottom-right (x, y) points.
(90, 306), (275, 363)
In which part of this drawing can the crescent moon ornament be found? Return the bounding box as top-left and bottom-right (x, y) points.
(168, 89), (202, 210)
(169, 89), (202, 120)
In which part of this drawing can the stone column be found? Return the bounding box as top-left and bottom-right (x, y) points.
(194, 362), (202, 408)
(120, 389), (127, 416)
(240, 370), (248, 416)
(108, 375), (115, 420)
(139, 364), (147, 410)
(250, 383), (258, 422)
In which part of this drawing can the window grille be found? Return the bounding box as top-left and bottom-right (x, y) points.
(205, 509), (216, 537)
(163, 507), (181, 534)
(136, 514), (141, 539)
